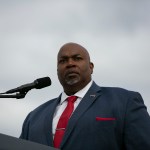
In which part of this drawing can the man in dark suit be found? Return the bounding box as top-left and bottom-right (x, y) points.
(20, 42), (150, 150)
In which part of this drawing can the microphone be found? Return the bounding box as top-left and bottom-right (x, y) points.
(5, 77), (51, 94)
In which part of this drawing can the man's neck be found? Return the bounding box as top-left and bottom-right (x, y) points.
(64, 80), (92, 96)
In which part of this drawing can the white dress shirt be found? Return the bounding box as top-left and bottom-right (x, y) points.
(52, 80), (93, 137)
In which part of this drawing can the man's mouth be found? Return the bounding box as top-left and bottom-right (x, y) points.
(67, 72), (78, 76)
(65, 70), (79, 77)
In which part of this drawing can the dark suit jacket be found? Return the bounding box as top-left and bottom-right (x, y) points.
(20, 82), (150, 150)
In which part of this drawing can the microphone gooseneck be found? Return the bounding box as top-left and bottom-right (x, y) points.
(5, 77), (51, 94)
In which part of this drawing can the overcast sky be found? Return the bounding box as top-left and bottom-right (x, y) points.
(0, 0), (150, 138)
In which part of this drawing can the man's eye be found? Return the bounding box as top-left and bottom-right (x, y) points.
(59, 59), (66, 64)
(74, 57), (82, 61)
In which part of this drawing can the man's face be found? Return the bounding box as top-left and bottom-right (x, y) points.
(57, 43), (94, 89)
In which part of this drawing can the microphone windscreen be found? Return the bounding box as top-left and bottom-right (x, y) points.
(35, 77), (51, 89)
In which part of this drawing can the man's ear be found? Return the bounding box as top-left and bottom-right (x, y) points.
(90, 62), (94, 74)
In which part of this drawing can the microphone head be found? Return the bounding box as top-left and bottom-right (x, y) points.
(34, 77), (51, 89)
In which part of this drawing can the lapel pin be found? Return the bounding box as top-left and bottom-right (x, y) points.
(90, 94), (96, 98)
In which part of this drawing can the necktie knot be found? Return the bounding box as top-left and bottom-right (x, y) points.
(67, 96), (78, 103)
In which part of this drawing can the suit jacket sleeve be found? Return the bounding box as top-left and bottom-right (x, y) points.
(124, 92), (150, 149)
(20, 112), (31, 140)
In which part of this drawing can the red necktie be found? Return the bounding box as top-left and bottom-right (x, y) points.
(53, 96), (77, 148)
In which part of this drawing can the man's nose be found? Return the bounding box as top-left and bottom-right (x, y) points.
(67, 58), (76, 67)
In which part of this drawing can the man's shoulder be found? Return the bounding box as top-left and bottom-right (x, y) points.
(101, 86), (136, 93)
(28, 97), (59, 118)
(93, 82), (137, 93)
(36, 97), (57, 109)
(92, 82), (140, 98)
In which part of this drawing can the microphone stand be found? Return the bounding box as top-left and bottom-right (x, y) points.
(0, 91), (28, 99)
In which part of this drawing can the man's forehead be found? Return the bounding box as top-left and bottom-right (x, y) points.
(58, 50), (84, 57)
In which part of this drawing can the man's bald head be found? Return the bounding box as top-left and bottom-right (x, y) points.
(57, 42), (94, 95)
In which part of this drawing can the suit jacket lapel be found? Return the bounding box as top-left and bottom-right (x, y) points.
(60, 82), (102, 148)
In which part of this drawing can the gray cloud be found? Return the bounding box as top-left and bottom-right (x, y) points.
(0, 0), (150, 137)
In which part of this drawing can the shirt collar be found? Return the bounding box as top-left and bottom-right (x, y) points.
(60, 80), (93, 104)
